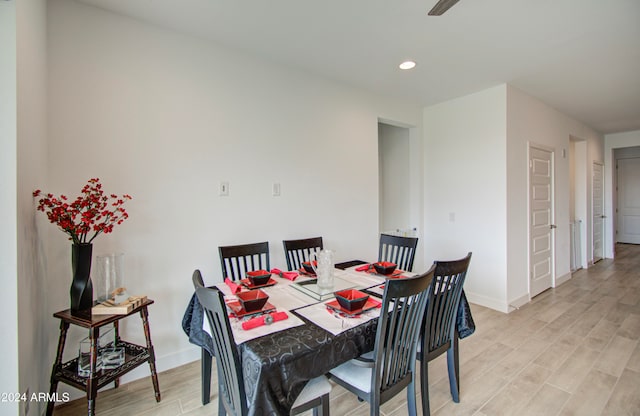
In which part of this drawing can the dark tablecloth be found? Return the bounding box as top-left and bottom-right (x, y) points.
(182, 281), (475, 415)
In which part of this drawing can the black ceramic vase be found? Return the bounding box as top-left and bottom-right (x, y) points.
(70, 243), (93, 313)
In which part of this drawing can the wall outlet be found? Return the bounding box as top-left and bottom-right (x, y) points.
(272, 182), (281, 196)
(219, 181), (229, 196)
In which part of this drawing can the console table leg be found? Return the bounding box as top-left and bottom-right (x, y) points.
(113, 321), (120, 388)
(86, 327), (99, 416)
(46, 321), (70, 416)
(140, 306), (161, 402)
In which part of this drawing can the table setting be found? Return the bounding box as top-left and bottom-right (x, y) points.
(182, 254), (476, 416)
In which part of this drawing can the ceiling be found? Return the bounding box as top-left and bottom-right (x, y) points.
(75, 0), (640, 134)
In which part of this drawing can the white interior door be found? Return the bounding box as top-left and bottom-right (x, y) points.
(529, 145), (555, 297)
(592, 162), (605, 262)
(617, 158), (640, 244)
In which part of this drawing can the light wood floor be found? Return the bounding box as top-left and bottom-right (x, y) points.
(54, 244), (640, 415)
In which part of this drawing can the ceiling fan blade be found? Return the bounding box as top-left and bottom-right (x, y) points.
(428, 0), (461, 16)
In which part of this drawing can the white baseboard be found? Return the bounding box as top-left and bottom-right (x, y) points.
(118, 345), (201, 385)
(464, 291), (510, 313)
(554, 271), (571, 287)
(507, 293), (530, 312)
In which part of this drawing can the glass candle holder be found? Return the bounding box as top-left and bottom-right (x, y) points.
(77, 327), (114, 377)
(94, 253), (125, 302)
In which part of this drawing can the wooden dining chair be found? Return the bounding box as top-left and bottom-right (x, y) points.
(195, 284), (332, 416)
(418, 252), (472, 416)
(378, 233), (419, 271)
(329, 265), (435, 416)
(282, 237), (323, 271)
(218, 241), (270, 281)
(192, 270), (215, 406)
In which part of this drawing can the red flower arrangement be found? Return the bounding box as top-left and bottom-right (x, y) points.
(33, 178), (132, 245)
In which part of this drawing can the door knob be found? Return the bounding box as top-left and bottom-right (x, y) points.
(550, 224), (557, 229)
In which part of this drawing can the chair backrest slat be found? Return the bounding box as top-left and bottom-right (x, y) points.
(372, 265), (435, 396)
(193, 270), (248, 416)
(219, 242), (270, 281)
(283, 237), (323, 271)
(378, 234), (419, 272)
(423, 253), (472, 356)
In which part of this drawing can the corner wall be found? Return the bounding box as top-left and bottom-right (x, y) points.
(423, 85), (508, 311)
(506, 85), (603, 306)
(16, 0), (49, 413)
(422, 84), (604, 313)
(0, 2), (19, 414)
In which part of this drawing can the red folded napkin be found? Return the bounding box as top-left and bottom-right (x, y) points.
(241, 311), (289, 330)
(270, 268), (298, 281)
(369, 298), (382, 308)
(224, 278), (242, 294)
(355, 264), (371, 272)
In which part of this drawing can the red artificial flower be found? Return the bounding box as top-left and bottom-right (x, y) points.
(33, 178), (132, 244)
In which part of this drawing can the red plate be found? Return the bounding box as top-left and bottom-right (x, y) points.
(368, 269), (405, 278)
(325, 298), (381, 317)
(240, 278), (277, 289)
(227, 301), (276, 318)
(297, 268), (317, 277)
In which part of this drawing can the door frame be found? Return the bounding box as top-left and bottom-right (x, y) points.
(527, 142), (556, 297)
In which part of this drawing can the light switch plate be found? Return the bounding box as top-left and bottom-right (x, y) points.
(219, 181), (229, 196)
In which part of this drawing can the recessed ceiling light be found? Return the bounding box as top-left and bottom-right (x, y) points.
(399, 61), (416, 70)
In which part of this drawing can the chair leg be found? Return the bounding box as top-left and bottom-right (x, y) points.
(421, 359), (431, 416)
(407, 379), (417, 416)
(446, 336), (460, 403)
(370, 396), (380, 416)
(218, 384), (226, 415)
(312, 393), (330, 416)
(201, 348), (212, 405)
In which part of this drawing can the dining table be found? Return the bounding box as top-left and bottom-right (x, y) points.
(182, 260), (475, 415)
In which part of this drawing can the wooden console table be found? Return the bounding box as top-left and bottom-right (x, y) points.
(46, 299), (161, 415)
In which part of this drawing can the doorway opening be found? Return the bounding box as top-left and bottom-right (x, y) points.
(378, 122), (412, 236)
(614, 147), (640, 244)
(570, 137), (587, 271)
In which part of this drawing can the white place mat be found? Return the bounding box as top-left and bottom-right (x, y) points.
(204, 274), (314, 344)
(335, 267), (386, 287)
(230, 312), (306, 344)
(294, 301), (381, 336)
(365, 284), (385, 297)
(202, 308), (306, 345)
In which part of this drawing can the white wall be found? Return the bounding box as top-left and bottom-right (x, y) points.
(424, 85), (508, 311)
(16, 0), (50, 413)
(44, 0), (423, 392)
(0, 1), (19, 415)
(506, 85), (603, 307)
(604, 130), (640, 257)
